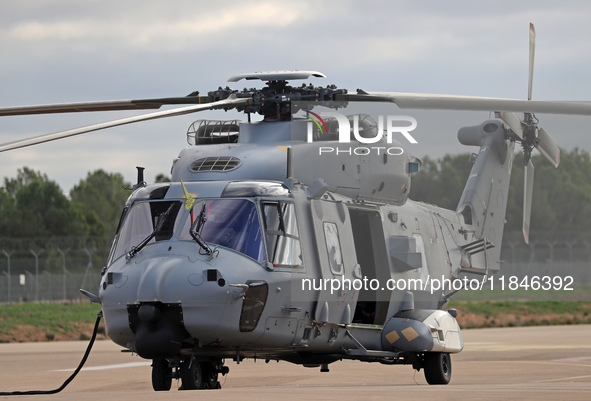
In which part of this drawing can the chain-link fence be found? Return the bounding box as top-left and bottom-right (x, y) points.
(501, 231), (591, 265)
(0, 237), (111, 304)
(0, 272), (103, 304)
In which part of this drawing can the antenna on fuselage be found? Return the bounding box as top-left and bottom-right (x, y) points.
(133, 166), (147, 190)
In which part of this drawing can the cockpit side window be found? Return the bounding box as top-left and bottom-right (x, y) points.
(262, 201), (302, 267)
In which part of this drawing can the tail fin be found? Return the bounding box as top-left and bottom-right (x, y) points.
(456, 119), (515, 272)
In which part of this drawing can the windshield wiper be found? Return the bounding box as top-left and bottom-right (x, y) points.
(190, 203), (213, 255)
(127, 204), (174, 260)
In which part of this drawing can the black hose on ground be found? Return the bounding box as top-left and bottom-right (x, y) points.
(0, 311), (103, 396)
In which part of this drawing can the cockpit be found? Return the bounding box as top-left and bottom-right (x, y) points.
(107, 182), (302, 268)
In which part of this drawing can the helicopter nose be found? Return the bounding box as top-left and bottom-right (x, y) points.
(102, 253), (231, 358)
(130, 256), (196, 359)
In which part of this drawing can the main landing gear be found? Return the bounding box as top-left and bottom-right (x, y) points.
(423, 352), (452, 385)
(151, 357), (228, 391)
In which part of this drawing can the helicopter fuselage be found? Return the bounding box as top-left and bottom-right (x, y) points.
(98, 115), (514, 388)
(100, 179), (464, 362)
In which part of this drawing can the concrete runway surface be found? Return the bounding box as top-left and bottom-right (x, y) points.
(1, 325), (590, 400)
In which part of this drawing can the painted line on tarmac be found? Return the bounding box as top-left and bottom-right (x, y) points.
(53, 361), (151, 372)
(534, 374), (591, 383)
(553, 356), (591, 362)
(464, 344), (591, 351)
(464, 342), (500, 345)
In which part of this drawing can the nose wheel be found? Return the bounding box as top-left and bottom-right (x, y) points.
(151, 358), (172, 391)
(180, 357), (204, 389)
(151, 357), (226, 391)
(180, 358), (224, 390)
(202, 361), (222, 389)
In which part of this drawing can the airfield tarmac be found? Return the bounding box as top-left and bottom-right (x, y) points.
(1, 325), (590, 400)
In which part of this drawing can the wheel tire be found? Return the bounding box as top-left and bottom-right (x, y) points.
(424, 352), (452, 385)
(181, 358), (204, 390)
(201, 362), (220, 389)
(151, 358), (172, 391)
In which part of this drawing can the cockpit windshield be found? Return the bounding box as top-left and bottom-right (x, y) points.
(181, 199), (264, 262)
(109, 196), (301, 267)
(109, 200), (183, 263)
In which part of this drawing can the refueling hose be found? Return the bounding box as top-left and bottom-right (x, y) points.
(0, 311), (103, 396)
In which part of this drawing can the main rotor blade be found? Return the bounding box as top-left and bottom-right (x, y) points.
(528, 23), (536, 101)
(536, 127), (560, 167)
(0, 96), (213, 117)
(0, 95), (250, 152)
(523, 160), (535, 244)
(498, 111), (524, 139)
(342, 91), (591, 115)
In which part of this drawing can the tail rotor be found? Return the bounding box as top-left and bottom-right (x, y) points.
(497, 23), (560, 243)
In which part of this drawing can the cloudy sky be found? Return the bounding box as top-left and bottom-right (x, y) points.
(1, 0), (591, 192)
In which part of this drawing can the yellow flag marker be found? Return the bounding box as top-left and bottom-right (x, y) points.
(180, 179), (197, 210)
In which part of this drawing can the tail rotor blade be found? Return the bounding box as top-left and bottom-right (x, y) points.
(498, 111), (524, 139)
(523, 160), (535, 244)
(528, 23), (536, 101)
(536, 127), (560, 167)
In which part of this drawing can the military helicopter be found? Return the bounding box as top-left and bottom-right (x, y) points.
(1, 24), (589, 391)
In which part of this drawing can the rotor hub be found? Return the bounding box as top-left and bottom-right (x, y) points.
(207, 80), (348, 121)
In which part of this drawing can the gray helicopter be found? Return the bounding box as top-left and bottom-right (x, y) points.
(0, 24), (589, 391)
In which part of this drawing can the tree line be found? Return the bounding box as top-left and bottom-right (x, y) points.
(409, 148), (591, 234)
(0, 168), (133, 238)
(1, 147), (590, 240)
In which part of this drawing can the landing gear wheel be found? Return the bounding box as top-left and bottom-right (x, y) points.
(424, 352), (452, 385)
(151, 358), (172, 391)
(202, 362), (220, 389)
(180, 357), (205, 390)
